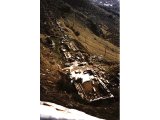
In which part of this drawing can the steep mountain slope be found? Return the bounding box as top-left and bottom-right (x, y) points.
(63, 0), (119, 46)
(40, 0), (119, 120)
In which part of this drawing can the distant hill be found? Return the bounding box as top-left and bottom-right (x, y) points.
(90, 0), (119, 15)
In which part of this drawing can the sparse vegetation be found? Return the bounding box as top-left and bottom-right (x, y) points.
(40, 0), (119, 120)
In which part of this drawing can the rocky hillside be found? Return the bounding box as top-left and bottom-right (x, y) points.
(62, 0), (120, 46)
(40, 0), (119, 120)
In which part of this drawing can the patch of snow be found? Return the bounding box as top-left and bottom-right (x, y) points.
(40, 101), (104, 120)
(104, 3), (113, 7)
(71, 70), (94, 83)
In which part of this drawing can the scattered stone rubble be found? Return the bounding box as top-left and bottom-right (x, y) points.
(49, 20), (115, 102)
